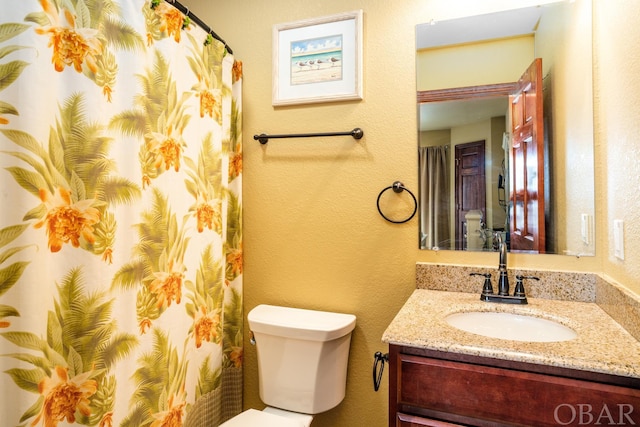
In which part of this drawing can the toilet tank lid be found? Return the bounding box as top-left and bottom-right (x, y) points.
(248, 305), (356, 341)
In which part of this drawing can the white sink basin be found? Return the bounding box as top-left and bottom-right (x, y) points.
(445, 311), (577, 342)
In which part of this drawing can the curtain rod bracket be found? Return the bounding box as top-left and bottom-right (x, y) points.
(254, 127), (363, 144)
(162, 0), (233, 54)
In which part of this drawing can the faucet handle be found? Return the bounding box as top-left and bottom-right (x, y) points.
(514, 275), (539, 297)
(470, 272), (493, 295)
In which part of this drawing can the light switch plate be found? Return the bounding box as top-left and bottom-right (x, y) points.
(614, 219), (624, 260)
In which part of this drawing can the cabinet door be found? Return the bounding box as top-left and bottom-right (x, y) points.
(397, 353), (640, 426)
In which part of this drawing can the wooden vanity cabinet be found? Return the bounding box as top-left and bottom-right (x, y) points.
(389, 344), (640, 427)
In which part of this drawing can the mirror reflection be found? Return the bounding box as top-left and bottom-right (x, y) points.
(417, 0), (595, 255)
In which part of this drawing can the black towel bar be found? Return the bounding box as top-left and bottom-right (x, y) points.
(254, 128), (364, 144)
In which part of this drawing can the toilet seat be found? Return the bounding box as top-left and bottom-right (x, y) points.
(219, 408), (306, 427)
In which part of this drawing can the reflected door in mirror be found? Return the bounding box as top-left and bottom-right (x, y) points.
(509, 58), (545, 252)
(455, 141), (486, 250)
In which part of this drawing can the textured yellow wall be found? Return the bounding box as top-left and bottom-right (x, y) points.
(593, 1), (640, 294)
(184, 1), (638, 426)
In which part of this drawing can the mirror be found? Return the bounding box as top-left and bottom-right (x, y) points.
(417, 0), (595, 256)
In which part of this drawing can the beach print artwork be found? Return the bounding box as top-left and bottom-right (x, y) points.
(290, 35), (343, 85)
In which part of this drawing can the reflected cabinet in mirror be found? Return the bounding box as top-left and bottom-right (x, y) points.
(417, 0), (595, 256)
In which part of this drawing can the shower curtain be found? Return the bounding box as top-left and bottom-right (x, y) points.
(0, 1), (243, 426)
(419, 146), (450, 250)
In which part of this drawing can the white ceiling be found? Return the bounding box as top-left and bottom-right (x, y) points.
(416, 6), (543, 50)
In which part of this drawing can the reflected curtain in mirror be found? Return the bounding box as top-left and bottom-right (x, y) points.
(419, 146), (450, 249)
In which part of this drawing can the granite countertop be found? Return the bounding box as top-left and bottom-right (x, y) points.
(382, 289), (640, 379)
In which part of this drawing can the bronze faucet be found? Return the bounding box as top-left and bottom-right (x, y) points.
(470, 236), (539, 304)
(497, 234), (509, 296)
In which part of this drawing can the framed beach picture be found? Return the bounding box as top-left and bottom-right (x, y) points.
(272, 10), (363, 106)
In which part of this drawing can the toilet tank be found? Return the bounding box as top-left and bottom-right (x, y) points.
(248, 305), (356, 414)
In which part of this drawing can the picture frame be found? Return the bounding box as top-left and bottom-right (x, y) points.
(272, 10), (363, 106)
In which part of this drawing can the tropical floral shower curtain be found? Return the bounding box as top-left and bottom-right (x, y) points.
(0, 1), (243, 426)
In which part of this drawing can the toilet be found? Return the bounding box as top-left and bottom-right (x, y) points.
(220, 304), (357, 427)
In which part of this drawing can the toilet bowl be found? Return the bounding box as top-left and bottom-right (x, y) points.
(220, 304), (356, 426)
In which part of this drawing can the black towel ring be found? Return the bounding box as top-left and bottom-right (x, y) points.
(376, 181), (417, 224)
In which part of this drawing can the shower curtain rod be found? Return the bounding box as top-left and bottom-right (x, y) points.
(166, 0), (233, 54)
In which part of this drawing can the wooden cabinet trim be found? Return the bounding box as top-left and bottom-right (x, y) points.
(389, 345), (640, 427)
(395, 345), (640, 388)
